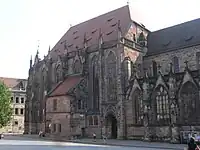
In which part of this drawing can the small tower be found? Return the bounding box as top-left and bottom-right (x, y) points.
(30, 55), (32, 68)
(34, 41), (40, 64)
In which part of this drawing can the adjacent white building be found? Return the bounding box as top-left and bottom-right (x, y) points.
(0, 77), (27, 134)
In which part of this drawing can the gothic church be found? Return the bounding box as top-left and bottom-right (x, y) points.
(25, 5), (200, 143)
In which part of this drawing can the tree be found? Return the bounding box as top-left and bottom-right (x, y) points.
(0, 81), (12, 128)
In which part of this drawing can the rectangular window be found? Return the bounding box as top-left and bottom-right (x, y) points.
(16, 97), (19, 103)
(58, 124), (61, 132)
(53, 124), (56, 132)
(21, 97), (24, 103)
(53, 99), (57, 111)
(14, 121), (18, 125)
(20, 109), (24, 115)
(15, 108), (18, 115)
(11, 97), (13, 102)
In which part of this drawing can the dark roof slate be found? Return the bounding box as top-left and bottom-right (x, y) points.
(147, 18), (200, 56)
(50, 5), (131, 59)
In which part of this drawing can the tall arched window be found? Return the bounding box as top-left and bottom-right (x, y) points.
(152, 61), (157, 76)
(55, 65), (62, 83)
(88, 116), (93, 126)
(91, 56), (99, 110)
(73, 59), (82, 74)
(172, 56), (179, 73)
(106, 51), (117, 101)
(132, 89), (143, 124)
(155, 86), (170, 124)
(180, 82), (199, 123)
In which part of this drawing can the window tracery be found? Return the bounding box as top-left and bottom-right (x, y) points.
(155, 86), (170, 124)
(106, 51), (117, 101)
(133, 89), (143, 124)
(180, 82), (198, 123)
(91, 56), (99, 110)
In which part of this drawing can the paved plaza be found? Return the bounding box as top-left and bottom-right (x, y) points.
(0, 135), (186, 150)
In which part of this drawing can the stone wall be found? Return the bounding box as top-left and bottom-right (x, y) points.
(46, 95), (71, 138)
(46, 96), (71, 113)
(127, 126), (144, 139)
(144, 45), (200, 75)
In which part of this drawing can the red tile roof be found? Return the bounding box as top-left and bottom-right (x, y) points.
(0, 77), (24, 88)
(48, 75), (83, 97)
(50, 5), (131, 58)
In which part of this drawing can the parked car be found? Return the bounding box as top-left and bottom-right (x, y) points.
(0, 133), (4, 139)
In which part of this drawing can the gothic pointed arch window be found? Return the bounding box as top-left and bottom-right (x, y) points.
(41, 68), (47, 97)
(155, 85), (170, 124)
(91, 56), (99, 110)
(73, 59), (82, 74)
(152, 61), (157, 76)
(132, 88), (143, 124)
(55, 65), (62, 83)
(88, 116), (93, 125)
(179, 82), (199, 123)
(172, 56), (179, 73)
(106, 51), (117, 101)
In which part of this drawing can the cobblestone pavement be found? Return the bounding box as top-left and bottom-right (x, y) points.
(2, 135), (187, 150)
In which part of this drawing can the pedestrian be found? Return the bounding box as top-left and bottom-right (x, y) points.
(93, 133), (96, 142)
(102, 134), (107, 144)
(187, 137), (200, 150)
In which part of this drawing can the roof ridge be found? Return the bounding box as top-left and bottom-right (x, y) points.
(49, 5), (130, 54)
(69, 5), (129, 30)
(152, 18), (200, 33)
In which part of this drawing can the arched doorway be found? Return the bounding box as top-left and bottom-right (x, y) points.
(105, 113), (117, 139)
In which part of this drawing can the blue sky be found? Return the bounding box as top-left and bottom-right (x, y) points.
(0, 0), (200, 79)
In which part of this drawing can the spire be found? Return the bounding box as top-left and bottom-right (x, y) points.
(34, 41), (40, 64)
(117, 20), (122, 40)
(30, 55), (32, 68)
(48, 45), (50, 53)
(127, 0), (129, 5)
(84, 32), (88, 49)
(98, 29), (103, 49)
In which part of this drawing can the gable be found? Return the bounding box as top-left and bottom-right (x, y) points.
(49, 5), (132, 59)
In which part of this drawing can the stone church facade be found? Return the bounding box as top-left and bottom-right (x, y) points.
(24, 5), (200, 143)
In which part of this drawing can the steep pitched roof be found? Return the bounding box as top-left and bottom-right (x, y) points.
(48, 75), (83, 97)
(0, 77), (26, 89)
(50, 5), (131, 58)
(147, 18), (200, 56)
